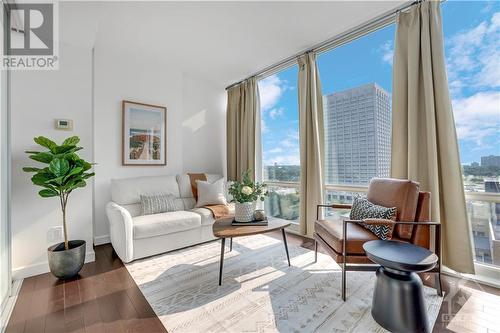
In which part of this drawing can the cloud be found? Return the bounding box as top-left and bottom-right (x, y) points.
(267, 147), (283, 154)
(260, 118), (268, 134)
(378, 40), (393, 65)
(481, 1), (496, 13)
(258, 75), (290, 111)
(452, 91), (500, 145)
(263, 143), (299, 165)
(263, 130), (300, 166)
(269, 107), (284, 119)
(446, 11), (500, 96)
(263, 153), (300, 166)
(280, 131), (299, 148)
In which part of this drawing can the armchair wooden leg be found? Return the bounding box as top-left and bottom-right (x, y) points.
(435, 272), (443, 297)
(314, 240), (318, 263)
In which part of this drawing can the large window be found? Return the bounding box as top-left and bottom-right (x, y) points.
(318, 25), (395, 188)
(442, 1), (500, 267)
(317, 24), (395, 208)
(258, 65), (300, 223)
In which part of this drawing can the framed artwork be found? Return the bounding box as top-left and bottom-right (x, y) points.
(122, 100), (167, 166)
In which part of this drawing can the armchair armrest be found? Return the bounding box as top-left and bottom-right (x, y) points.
(344, 219), (440, 227)
(361, 218), (396, 226)
(316, 203), (352, 220)
(106, 202), (134, 263)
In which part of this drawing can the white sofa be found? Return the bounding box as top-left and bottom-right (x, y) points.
(106, 173), (230, 263)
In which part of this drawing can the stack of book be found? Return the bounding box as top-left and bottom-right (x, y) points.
(231, 218), (268, 226)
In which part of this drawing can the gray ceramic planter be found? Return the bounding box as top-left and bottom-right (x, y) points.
(47, 240), (86, 279)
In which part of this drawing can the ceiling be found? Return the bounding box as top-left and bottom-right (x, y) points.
(60, 1), (406, 87)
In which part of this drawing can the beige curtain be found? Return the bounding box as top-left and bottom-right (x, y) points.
(298, 53), (325, 237)
(391, 1), (474, 273)
(226, 78), (259, 181)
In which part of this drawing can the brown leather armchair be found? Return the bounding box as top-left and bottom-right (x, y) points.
(313, 178), (442, 301)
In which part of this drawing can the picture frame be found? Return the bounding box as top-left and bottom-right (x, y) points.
(122, 100), (167, 166)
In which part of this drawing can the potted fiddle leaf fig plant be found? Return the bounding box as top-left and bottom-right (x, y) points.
(23, 136), (95, 279)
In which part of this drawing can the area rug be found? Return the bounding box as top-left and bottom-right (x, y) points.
(125, 234), (443, 333)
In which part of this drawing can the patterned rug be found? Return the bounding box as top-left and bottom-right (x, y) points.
(125, 234), (443, 333)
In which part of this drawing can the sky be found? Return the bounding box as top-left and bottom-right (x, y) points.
(259, 0), (500, 167)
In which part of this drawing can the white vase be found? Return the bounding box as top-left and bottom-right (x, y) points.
(235, 201), (256, 222)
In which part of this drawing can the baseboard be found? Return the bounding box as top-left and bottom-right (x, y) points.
(94, 234), (110, 246)
(11, 251), (95, 280)
(0, 280), (22, 333)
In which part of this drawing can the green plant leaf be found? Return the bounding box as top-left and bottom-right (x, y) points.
(49, 158), (70, 177)
(64, 153), (79, 162)
(29, 152), (54, 164)
(25, 150), (41, 154)
(75, 159), (92, 171)
(53, 145), (76, 155)
(31, 173), (55, 186)
(63, 167), (83, 181)
(34, 136), (57, 151)
(47, 176), (65, 186)
(22, 167), (41, 172)
(38, 189), (59, 198)
(62, 136), (80, 146)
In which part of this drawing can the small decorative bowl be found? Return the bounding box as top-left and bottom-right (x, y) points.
(254, 209), (267, 221)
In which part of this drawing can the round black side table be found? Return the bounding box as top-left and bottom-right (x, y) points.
(363, 240), (438, 333)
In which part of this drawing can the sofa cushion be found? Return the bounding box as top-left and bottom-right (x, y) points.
(132, 211), (201, 240)
(350, 196), (396, 240)
(315, 215), (378, 255)
(195, 178), (227, 207)
(190, 207), (215, 226)
(140, 193), (178, 215)
(177, 174), (224, 198)
(111, 175), (180, 205)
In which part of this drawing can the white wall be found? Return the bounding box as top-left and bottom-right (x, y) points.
(182, 75), (226, 174)
(92, 41), (184, 244)
(9, 36), (226, 278)
(10, 44), (94, 279)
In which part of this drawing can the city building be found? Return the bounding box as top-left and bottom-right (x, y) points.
(481, 155), (500, 167)
(469, 179), (500, 265)
(323, 83), (391, 186)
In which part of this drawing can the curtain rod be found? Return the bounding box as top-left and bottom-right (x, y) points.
(225, 0), (421, 91)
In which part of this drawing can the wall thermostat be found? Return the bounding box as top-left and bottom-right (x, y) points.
(55, 119), (73, 131)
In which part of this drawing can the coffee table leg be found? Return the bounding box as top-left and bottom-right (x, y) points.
(230, 238), (233, 252)
(219, 238), (225, 286)
(282, 229), (290, 266)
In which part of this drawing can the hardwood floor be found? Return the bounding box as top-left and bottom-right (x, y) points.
(6, 232), (500, 333)
(6, 245), (165, 333)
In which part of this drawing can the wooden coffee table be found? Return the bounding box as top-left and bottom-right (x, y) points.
(212, 217), (291, 285)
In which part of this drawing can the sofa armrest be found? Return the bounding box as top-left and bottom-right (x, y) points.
(106, 202), (134, 263)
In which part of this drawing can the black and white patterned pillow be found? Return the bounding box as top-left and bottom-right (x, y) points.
(350, 196), (396, 240)
(140, 193), (178, 215)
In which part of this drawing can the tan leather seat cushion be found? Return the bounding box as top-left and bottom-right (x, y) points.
(367, 178), (420, 239)
(315, 218), (377, 255)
